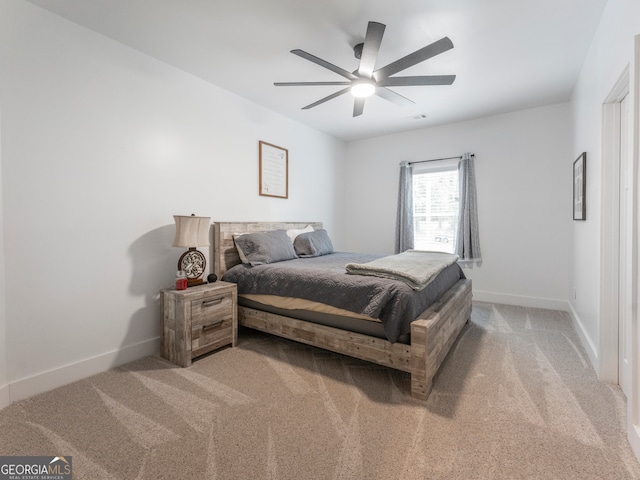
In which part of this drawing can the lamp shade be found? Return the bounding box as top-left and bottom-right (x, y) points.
(172, 215), (211, 248)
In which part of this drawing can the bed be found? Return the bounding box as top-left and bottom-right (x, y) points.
(212, 221), (472, 401)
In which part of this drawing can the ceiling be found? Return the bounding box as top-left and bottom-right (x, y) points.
(25, 0), (608, 142)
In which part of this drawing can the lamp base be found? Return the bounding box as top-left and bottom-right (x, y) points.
(187, 278), (205, 288)
(177, 248), (207, 288)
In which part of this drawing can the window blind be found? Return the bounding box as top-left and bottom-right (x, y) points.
(412, 166), (459, 253)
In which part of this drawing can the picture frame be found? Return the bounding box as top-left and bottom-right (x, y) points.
(573, 152), (586, 220)
(259, 141), (288, 199)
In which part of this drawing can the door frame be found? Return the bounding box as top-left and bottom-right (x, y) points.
(600, 65), (629, 384)
(629, 35), (640, 459)
(619, 92), (633, 397)
(598, 36), (640, 464)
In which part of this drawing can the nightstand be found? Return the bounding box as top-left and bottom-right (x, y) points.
(160, 281), (237, 367)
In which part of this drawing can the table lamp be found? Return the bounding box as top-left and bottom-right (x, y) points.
(172, 214), (211, 287)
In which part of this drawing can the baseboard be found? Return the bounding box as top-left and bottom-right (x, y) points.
(472, 290), (570, 312)
(472, 291), (600, 371)
(7, 337), (160, 404)
(631, 423), (640, 464)
(0, 383), (9, 410)
(567, 302), (598, 372)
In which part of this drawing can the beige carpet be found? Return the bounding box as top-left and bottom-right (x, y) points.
(1, 302), (639, 479)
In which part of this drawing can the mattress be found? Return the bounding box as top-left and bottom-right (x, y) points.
(222, 252), (465, 343)
(238, 293), (406, 342)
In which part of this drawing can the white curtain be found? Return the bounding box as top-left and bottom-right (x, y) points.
(395, 161), (414, 253)
(456, 153), (481, 265)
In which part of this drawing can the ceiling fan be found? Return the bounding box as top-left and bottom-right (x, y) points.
(274, 21), (456, 117)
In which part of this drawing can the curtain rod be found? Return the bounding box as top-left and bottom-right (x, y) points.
(407, 153), (474, 166)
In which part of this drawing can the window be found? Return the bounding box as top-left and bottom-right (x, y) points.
(412, 163), (459, 253)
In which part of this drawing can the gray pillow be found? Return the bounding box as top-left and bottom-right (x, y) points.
(294, 229), (334, 257)
(234, 229), (298, 266)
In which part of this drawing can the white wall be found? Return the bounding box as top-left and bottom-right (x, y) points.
(0, 106), (7, 409)
(571, 0), (640, 369)
(0, 0), (345, 401)
(570, 0), (640, 461)
(342, 104), (572, 308)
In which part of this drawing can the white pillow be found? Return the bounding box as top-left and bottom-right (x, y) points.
(286, 225), (314, 243)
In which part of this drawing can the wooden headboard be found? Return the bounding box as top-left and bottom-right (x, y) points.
(212, 222), (323, 279)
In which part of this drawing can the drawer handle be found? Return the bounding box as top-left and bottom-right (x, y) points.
(202, 319), (223, 332)
(202, 298), (223, 308)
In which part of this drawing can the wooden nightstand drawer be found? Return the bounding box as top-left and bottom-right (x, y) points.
(191, 294), (233, 357)
(191, 319), (233, 357)
(161, 282), (238, 367)
(191, 293), (233, 327)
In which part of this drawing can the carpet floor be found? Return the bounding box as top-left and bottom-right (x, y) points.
(1, 302), (639, 479)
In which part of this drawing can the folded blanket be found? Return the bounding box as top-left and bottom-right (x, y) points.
(345, 250), (459, 290)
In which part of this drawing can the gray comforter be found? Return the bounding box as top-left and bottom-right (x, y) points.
(222, 252), (465, 343)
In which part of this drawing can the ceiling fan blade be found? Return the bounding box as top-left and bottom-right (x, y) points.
(353, 97), (365, 117)
(358, 22), (385, 78)
(374, 37), (454, 80)
(302, 87), (351, 110)
(291, 49), (358, 81)
(375, 87), (415, 107)
(379, 75), (456, 87)
(274, 81), (351, 86)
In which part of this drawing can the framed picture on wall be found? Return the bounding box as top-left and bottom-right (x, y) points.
(259, 141), (288, 199)
(573, 152), (586, 220)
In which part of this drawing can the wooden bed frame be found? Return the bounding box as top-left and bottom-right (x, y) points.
(212, 222), (472, 401)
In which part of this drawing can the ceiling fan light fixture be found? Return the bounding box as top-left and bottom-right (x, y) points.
(351, 81), (375, 98)
(275, 21), (456, 117)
